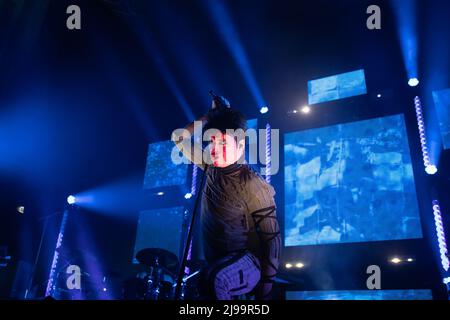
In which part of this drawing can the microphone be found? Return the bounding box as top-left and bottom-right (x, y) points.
(209, 90), (230, 110)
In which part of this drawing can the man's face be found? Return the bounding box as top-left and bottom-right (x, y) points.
(208, 133), (245, 167)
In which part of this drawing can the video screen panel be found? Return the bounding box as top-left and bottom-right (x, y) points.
(143, 140), (189, 189)
(284, 114), (422, 246)
(133, 206), (185, 263)
(286, 289), (432, 300)
(432, 88), (450, 149)
(308, 69), (367, 105)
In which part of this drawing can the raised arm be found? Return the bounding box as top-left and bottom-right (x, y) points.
(171, 115), (207, 170)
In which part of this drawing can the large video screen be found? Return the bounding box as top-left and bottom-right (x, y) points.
(143, 140), (189, 189)
(286, 289), (432, 300)
(284, 114), (422, 246)
(308, 69), (367, 105)
(432, 88), (450, 149)
(133, 206), (185, 263)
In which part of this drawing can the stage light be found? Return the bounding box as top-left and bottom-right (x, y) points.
(265, 123), (272, 184)
(157, 191), (164, 196)
(408, 78), (419, 87)
(392, 0), (418, 93)
(103, 288), (107, 292)
(16, 206), (25, 214)
(205, 0), (266, 109)
(46, 209), (69, 297)
(67, 195), (76, 205)
(295, 262), (304, 269)
(285, 263), (293, 269)
(377, 94), (382, 98)
(432, 200), (449, 271)
(414, 96), (437, 175)
(443, 277), (450, 285)
(260, 106), (269, 114)
(407, 258), (414, 262)
(293, 109), (297, 113)
(425, 165), (437, 175)
(184, 192), (192, 199)
(301, 106), (310, 114)
(390, 257), (402, 264)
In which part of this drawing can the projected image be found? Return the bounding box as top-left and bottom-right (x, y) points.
(284, 114), (422, 246)
(133, 206), (185, 263)
(143, 140), (188, 189)
(432, 88), (450, 149)
(286, 289), (432, 300)
(308, 69), (367, 105)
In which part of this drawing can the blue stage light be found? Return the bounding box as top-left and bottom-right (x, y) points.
(204, 1), (266, 109)
(432, 200), (449, 271)
(67, 195), (76, 205)
(265, 123), (271, 184)
(260, 106), (269, 114)
(414, 96), (437, 175)
(408, 78), (419, 87)
(184, 192), (192, 199)
(391, 0), (418, 89)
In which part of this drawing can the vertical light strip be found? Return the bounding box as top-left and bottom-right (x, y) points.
(265, 123), (271, 184)
(191, 164), (198, 196)
(432, 200), (449, 272)
(414, 96), (437, 174)
(45, 209), (69, 297)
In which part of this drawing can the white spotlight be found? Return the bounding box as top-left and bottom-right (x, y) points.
(17, 206), (25, 214)
(67, 195), (76, 205)
(377, 94), (382, 98)
(260, 106), (269, 114)
(295, 262), (304, 268)
(301, 106), (310, 114)
(184, 193), (192, 199)
(285, 263), (293, 269)
(407, 258), (414, 262)
(390, 257), (402, 264)
(425, 165), (437, 175)
(408, 78), (419, 87)
(157, 192), (164, 196)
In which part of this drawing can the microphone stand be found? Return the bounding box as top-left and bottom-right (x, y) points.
(174, 90), (229, 299)
(174, 164), (209, 300)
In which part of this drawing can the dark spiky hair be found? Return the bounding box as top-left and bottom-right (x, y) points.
(203, 107), (247, 134)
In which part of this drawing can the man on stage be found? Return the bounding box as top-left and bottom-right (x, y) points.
(173, 96), (281, 300)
